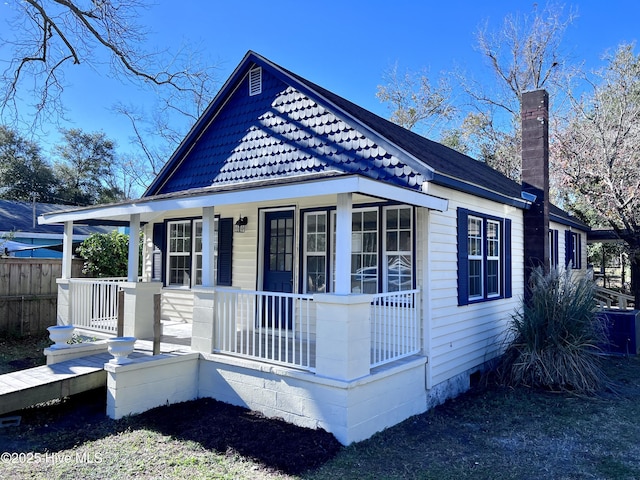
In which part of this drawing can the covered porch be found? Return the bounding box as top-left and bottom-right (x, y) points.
(43, 174), (447, 377)
(40, 174), (448, 444)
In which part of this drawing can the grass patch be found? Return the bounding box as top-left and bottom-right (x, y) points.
(0, 332), (50, 374)
(1, 336), (640, 478)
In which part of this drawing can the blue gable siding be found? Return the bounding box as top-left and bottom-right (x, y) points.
(155, 66), (425, 195)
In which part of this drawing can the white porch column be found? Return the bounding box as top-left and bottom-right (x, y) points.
(62, 221), (74, 279)
(191, 287), (216, 353)
(127, 214), (140, 282)
(314, 293), (372, 381)
(121, 282), (163, 338)
(201, 206), (217, 287)
(56, 221), (75, 327)
(192, 207), (217, 353)
(335, 193), (352, 294)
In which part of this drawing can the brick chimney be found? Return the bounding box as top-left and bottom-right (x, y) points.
(521, 90), (550, 295)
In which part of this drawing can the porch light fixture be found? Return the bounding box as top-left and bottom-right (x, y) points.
(235, 216), (248, 233)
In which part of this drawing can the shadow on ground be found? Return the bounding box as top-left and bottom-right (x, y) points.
(0, 388), (342, 476)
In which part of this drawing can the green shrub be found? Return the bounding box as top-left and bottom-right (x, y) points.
(498, 267), (609, 394)
(76, 231), (129, 277)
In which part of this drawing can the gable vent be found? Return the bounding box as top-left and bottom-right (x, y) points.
(249, 67), (262, 96)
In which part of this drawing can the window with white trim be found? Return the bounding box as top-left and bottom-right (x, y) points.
(486, 219), (501, 297)
(350, 208), (379, 294)
(303, 211), (327, 293)
(457, 208), (512, 305)
(565, 231), (582, 269)
(467, 216), (483, 299)
(302, 204), (413, 294)
(167, 218), (218, 287)
(384, 206), (413, 292)
(168, 220), (192, 286)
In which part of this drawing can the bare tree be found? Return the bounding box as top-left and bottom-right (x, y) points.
(454, 2), (577, 180)
(1, 0), (218, 192)
(376, 63), (456, 135)
(555, 44), (640, 305)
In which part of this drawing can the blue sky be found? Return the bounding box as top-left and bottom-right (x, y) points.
(6, 0), (640, 156)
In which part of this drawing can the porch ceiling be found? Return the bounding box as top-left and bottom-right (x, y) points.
(38, 174), (448, 225)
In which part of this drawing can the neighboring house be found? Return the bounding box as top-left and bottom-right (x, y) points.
(39, 51), (589, 445)
(0, 200), (112, 258)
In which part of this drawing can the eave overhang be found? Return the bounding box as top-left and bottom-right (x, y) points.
(39, 175), (448, 226)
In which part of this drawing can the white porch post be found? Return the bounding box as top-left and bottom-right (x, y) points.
(314, 294), (372, 381)
(314, 192), (371, 381)
(62, 221), (74, 279)
(335, 193), (352, 294)
(121, 213), (162, 338)
(192, 206), (217, 353)
(201, 206), (217, 288)
(56, 221), (75, 327)
(127, 214), (140, 283)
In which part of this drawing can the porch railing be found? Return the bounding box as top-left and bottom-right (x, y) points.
(69, 278), (127, 334)
(595, 286), (635, 310)
(370, 289), (421, 368)
(213, 288), (316, 371)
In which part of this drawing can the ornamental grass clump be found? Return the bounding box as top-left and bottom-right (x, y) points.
(499, 267), (609, 394)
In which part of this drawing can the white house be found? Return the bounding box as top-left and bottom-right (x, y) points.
(39, 51), (589, 445)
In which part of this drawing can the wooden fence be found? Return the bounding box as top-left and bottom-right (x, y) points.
(0, 258), (84, 336)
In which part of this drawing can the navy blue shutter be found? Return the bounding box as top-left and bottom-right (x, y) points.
(217, 218), (233, 286)
(152, 222), (165, 283)
(504, 219), (512, 299)
(564, 230), (572, 267)
(552, 230), (559, 267)
(577, 233), (582, 269)
(457, 209), (469, 306)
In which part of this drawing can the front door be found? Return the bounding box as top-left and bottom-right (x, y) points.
(262, 210), (294, 329)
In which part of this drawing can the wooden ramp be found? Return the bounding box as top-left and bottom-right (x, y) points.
(0, 352), (142, 416)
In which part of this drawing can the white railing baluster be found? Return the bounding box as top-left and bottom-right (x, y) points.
(68, 277), (126, 334)
(212, 288), (315, 372)
(370, 289), (420, 369)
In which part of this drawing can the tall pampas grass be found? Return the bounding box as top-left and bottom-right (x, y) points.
(499, 267), (609, 394)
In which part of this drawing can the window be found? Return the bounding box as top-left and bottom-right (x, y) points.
(302, 204), (413, 294)
(384, 206), (413, 292)
(303, 212), (327, 293)
(565, 231), (582, 269)
(467, 216), (483, 299)
(168, 220), (192, 286)
(162, 217), (233, 288)
(486, 220), (501, 297)
(457, 208), (512, 305)
(351, 208), (379, 294)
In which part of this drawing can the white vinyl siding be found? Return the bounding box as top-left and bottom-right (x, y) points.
(425, 185), (523, 390)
